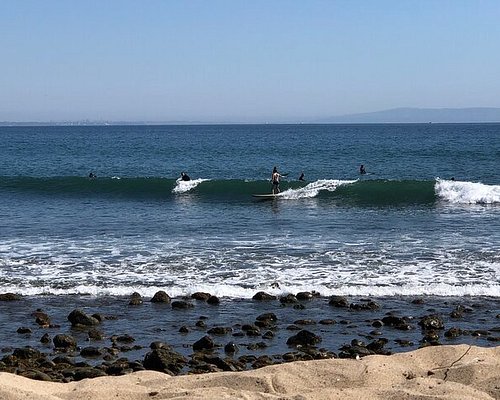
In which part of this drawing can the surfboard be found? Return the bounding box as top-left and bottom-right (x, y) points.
(252, 194), (277, 199)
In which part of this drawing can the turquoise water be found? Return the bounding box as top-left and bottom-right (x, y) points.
(0, 124), (499, 298)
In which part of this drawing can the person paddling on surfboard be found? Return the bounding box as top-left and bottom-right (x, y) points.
(271, 166), (281, 194)
(359, 164), (366, 175)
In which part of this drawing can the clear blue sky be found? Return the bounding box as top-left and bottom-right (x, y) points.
(1, 0), (499, 122)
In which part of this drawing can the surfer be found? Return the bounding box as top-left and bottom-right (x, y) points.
(88, 172), (97, 179)
(359, 164), (366, 175)
(271, 166), (281, 194)
(298, 172), (305, 181)
(180, 172), (191, 181)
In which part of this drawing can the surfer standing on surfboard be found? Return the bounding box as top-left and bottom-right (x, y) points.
(271, 166), (281, 194)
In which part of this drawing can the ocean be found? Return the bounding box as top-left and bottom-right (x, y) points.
(0, 123), (499, 361)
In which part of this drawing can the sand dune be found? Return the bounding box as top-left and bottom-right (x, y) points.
(0, 345), (498, 400)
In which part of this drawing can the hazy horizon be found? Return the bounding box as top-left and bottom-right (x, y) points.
(1, 1), (500, 122)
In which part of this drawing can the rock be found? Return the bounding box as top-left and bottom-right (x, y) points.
(411, 298), (425, 305)
(294, 319), (316, 325)
(191, 292), (211, 301)
(20, 370), (53, 381)
(366, 338), (388, 352)
(419, 314), (444, 330)
(52, 355), (75, 365)
(0, 293), (21, 301)
(13, 346), (41, 360)
(88, 329), (104, 341)
(256, 312), (278, 322)
(262, 330), (274, 339)
(444, 327), (463, 338)
(150, 341), (171, 350)
(349, 301), (380, 311)
(207, 326), (232, 335)
(252, 355), (274, 369)
(53, 334), (77, 350)
(224, 342), (239, 353)
(193, 335), (216, 351)
(382, 315), (413, 330)
(67, 309), (100, 327)
(128, 292), (143, 306)
(280, 294), (298, 304)
(296, 291), (314, 300)
(286, 330), (322, 347)
(40, 333), (51, 344)
(73, 367), (107, 381)
(112, 334), (135, 344)
(16, 327), (32, 334)
(195, 320), (206, 328)
(32, 311), (51, 327)
(372, 320), (384, 328)
(319, 319), (336, 325)
(207, 295), (220, 305)
(143, 348), (188, 374)
(80, 346), (102, 358)
(171, 300), (194, 309)
(328, 296), (349, 308)
(422, 331), (440, 344)
(252, 291), (277, 301)
(151, 290), (171, 303)
(241, 324), (260, 336)
(202, 356), (239, 372)
(179, 325), (189, 333)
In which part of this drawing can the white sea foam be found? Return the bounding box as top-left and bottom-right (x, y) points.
(279, 179), (357, 199)
(435, 178), (500, 204)
(172, 178), (210, 193)
(1, 235), (498, 298)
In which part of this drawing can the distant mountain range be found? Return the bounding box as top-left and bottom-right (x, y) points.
(321, 107), (500, 123)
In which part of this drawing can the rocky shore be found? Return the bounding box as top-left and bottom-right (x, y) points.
(0, 291), (498, 383)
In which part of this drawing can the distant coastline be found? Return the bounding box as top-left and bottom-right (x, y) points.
(2, 107), (500, 126)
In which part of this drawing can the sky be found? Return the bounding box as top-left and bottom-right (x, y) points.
(1, 0), (500, 123)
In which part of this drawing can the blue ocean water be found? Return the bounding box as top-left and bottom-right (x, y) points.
(0, 124), (499, 298)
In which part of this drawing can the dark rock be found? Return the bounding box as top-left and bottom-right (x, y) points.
(40, 333), (51, 344)
(207, 295), (220, 305)
(262, 330), (274, 339)
(17, 327), (32, 334)
(193, 335), (216, 351)
(395, 339), (414, 347)
(280, 294), (298, 304)
(256, 313), (278, 322)
(67, 309), (100, 327)
(293, 304), (306, 310)
(150, 341), (172, 350)
(80, 346), (102, 358)
(179, 325), (189, 333)
(411, 298), (425, 305)
(366, 338), (388, 352)
(207, 326), (232, 335)
(202, 356), (239, 372)
(487, 336), (500, 342)
(0, 293), (21, 301)
(286, 330), (322, 347)
(382, 316), (413, 330)
(91, 313), (105, 322)
(419, 314), (444, 330)
(32, 311), (51, 327)
(129, 292), (143, 306)
(286, 324), (301, 331)
(238, 355), (257, 364)
(444, 327), (463, 338)
(252, 291), (277, 301)
(53, 334), (77, 350)
(241, 324), (261, 336)
(252, 355), (274, 369)
(224, 341), (239, 353)
(13, 346), (41, 360)
(20, 370), (53, 381)
(112, 334), (135, 344)
(294, 319), (316, 325)
(328, 296), (349, 308)
(296, 292), (314, 300)
(88, 329), (104, 341)
(372, 320), (384, 328)
(422, 331), (440, 344)
(52, 355), (75, 365)
(319, 319), (336, 325)
(191, 292), (211, 301)
(151, 290), (171, 303)
(171, 300), (194, 309)
(195, 320), (206, 328)
(143, 348), (188, 374)
(73, 367), (107, 381)
(349, 301), (380, 311)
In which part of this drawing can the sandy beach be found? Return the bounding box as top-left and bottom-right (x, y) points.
(0, 344), (498, 400)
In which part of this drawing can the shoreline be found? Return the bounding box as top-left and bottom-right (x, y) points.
(0, 344), (498, 399)
(0, 291), (499, 384)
